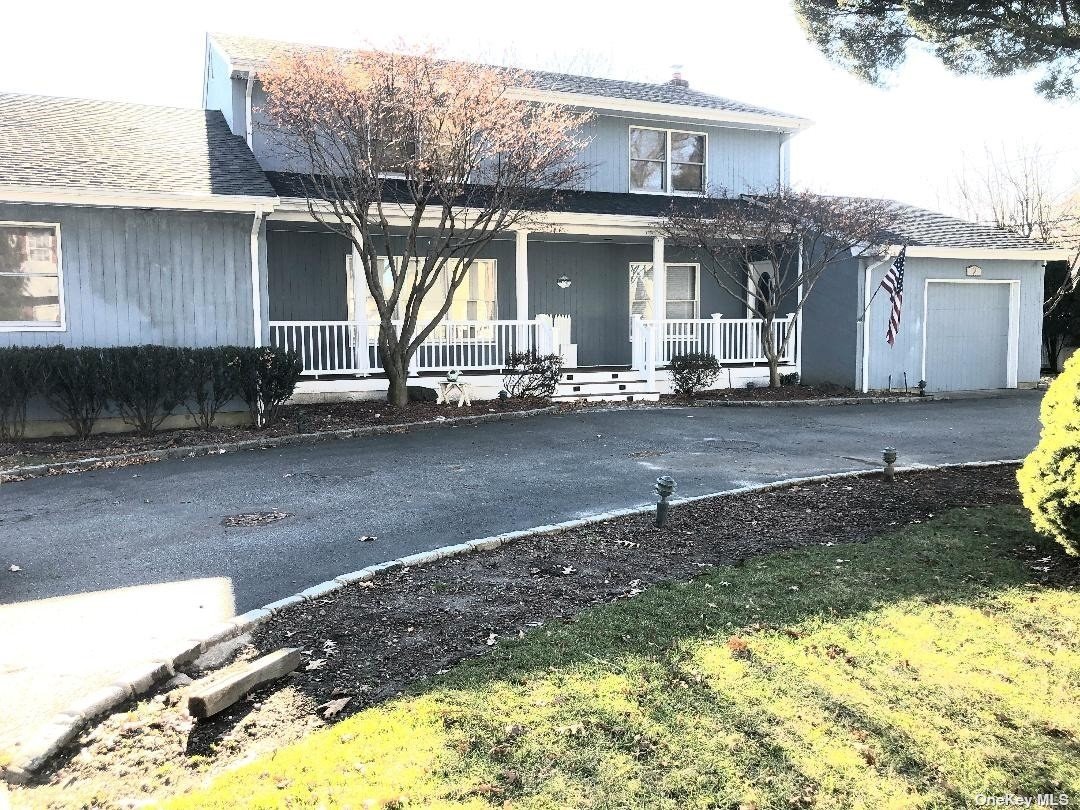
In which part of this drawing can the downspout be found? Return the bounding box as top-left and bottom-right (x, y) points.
(244, 71), (254, 148)
(859, 253), (893, 393)
(250, 207), (266, 347)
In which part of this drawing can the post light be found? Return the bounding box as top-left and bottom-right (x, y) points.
(654, 475), (677, 528)
(883, 447), (898, 482)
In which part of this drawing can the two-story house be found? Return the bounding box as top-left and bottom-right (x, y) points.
(0, 33), (1066, 430)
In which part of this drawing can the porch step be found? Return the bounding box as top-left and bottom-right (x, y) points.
(553, 371), (659, 402)
(552, 391), (660, 403)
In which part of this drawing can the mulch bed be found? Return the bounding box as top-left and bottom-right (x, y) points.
(0, 397), (548, 473)
(15, 464), (1062, 809)
(664, 383), (915, 403)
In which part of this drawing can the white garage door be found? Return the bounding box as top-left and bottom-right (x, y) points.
(924, 282), (1012, 391)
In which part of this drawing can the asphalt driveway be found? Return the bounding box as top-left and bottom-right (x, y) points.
(0, 394), (1042, 754)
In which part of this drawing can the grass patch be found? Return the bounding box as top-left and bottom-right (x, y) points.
(166, 507), (1080, 809)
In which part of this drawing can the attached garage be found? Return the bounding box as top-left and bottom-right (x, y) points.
(800, 200), (1070, 393)
(922, 280), (1017, 391)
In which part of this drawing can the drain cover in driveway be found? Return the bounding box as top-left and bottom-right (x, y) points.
(221, 510), (292, 527)
(702, 438), (761, 452)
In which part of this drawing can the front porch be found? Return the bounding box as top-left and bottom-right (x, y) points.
(263, 219), (800, 400)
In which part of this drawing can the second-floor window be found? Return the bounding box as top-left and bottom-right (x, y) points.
(629, 127), (706, 194)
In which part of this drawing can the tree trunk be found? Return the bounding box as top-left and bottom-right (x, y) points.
(762, 319), (780, 387)
(1044, 335), (1062, 374)
(383, 351), (410, 408)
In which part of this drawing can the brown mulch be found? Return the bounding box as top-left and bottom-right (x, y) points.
(663, 383), (916, 403)
(15, 465), (1047, 809)
(0, 397), (549, 473)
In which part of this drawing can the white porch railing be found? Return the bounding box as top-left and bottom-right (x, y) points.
(633, 313), (799, 368)
(269, 318), (562, 376)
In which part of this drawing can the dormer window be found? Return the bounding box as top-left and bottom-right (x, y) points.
(629, 126), (706, 194)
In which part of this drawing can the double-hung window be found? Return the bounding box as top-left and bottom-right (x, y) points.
(629, 127), (706, 194)
(629, 262), (700, 323)
(350, 257), (498, 339)
(0, 223), (63, 330)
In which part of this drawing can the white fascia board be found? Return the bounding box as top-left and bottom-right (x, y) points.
(508, 87), (813, 133)
(877, 243), (1071, 261)
(271, 197), (660, 236)
(0, 185), (278, 213)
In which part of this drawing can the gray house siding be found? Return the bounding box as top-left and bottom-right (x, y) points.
(264, 227), (743, 366)
(0, 204), (257, 348)
(799, 255), (860, 388)
(858, 257), (1044, 391)
(580, 114), (782, 194)
(247, 80), (782, 196)
(204, 44), (242, 137)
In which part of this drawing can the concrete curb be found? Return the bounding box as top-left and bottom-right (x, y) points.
(0, 456), (1022, 783)
(683, 394), (947, 408)
(0, 406), (559, 484)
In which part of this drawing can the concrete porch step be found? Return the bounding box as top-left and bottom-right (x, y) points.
(551, 391), (661, 403)
(560, 368), (642, 385)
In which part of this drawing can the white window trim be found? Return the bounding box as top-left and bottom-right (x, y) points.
(0, 220), (66, 332)
(628, 125), (708, 196)
(920, 278), (1020, 389)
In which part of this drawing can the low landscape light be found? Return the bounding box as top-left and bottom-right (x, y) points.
(654, 475), (677, 528)
(883, 447), (898, 482)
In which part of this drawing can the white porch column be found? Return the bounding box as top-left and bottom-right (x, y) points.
(250, 208), (266, 347)
(652, 235), (666, 363)
(515, 229), (530, 351)
(351, 225), (370, 375)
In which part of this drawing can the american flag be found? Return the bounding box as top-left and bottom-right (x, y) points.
(881, 246), (906, 346)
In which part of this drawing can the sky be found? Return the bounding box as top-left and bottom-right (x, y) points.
(4, 0), (1080, 214)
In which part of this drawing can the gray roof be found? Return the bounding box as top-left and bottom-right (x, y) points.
(210, 33), (809, 126)
(875, 200), (1052, 251)
(0, 92), (276, 199)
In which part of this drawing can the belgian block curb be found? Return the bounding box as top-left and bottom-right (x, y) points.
(0, 406), (559, 484)
(0, 456), (1022, 784)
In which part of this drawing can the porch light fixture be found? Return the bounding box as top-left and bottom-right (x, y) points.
(556, 274), (572, 289)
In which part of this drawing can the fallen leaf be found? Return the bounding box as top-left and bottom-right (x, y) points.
(8, 564), (21, 572)
(317, 696), (351, 720)
(356, 535), (377, 542)
(305, 658), (327, 671)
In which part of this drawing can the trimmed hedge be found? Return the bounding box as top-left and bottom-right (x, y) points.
(0, 345), (302, 439)
(1018, 352), (1080, 555)
(669, 352), (720, 400)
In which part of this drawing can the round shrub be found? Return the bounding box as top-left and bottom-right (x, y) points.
(669, 352), (720, 400)
(1018, 351), (1080, 555)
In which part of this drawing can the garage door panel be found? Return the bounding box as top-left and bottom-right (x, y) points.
(925, 283), (1010, 391)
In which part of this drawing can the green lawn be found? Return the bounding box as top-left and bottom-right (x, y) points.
(167, 507), (1080, 809)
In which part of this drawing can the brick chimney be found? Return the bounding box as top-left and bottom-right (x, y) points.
(668, 71), (689, 88)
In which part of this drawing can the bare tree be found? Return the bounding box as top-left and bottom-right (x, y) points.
(949, 143), (1080, 313)
(662, 187), (893, 387)
(260, 46), (591, 407)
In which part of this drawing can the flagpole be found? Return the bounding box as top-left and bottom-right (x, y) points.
(857, 247), (903, 322)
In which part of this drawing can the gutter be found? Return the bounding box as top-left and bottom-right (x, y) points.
(245, 71), (255, 149)
(859, 255), (892, 393)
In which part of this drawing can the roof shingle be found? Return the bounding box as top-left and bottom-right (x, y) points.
(873, 200), (1050, 251)
(0, 92), (276, 199)
(210, 33), (808, 126)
